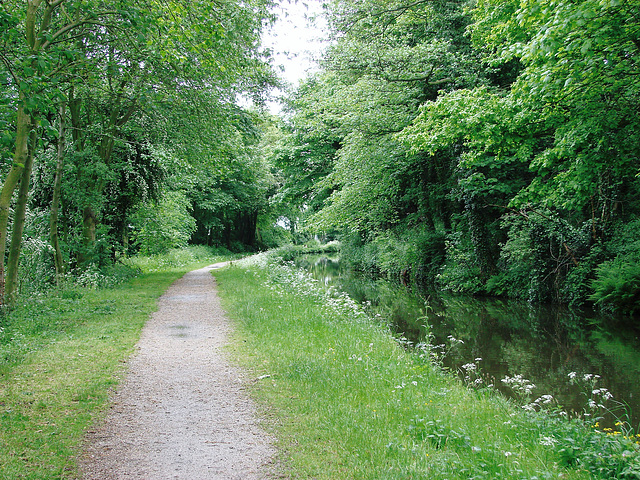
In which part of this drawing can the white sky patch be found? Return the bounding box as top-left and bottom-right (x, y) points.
(266, 0), (327, 85)
(263, 0), (329, 112)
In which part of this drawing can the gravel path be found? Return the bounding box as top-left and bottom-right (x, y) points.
(79, 264), (276, 479)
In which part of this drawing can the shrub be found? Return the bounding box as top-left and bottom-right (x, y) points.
(589, 219), (640, 316)
(590, 258), (640, 315)
(437, 230), (484, 294)
(341, 227), (445, 286)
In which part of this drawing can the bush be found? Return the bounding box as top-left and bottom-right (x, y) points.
(485, 212), (595, 303)
(340, 227), (446, 286)
(257, 224), (292, 249)
(340, 233), (381, 277)
(589, 219), (640, 316)
(590, 258), (640, 315)
(437, 230), (485, 294)
(18, 237), (56, 296)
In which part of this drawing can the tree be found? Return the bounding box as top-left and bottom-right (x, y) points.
(280, 0), (640, 308)
(130, 191), (196, 255)
(0, 0), (276, 300)
(0, 0), (142, 300)
(277, 0), (483, 281)
(399, 0), (640, 301)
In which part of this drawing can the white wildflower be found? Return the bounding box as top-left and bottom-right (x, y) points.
(540, 436), (557, 446)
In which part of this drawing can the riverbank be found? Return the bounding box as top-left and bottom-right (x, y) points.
(294, 251), (640, 429)
(216, 253), (640, 480)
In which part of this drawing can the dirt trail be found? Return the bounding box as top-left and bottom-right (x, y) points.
(80, 263), (276, 480)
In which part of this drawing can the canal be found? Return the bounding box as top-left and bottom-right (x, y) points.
(296, 254), (640, 429)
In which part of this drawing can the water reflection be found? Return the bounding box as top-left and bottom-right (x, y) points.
(296, 254), (640, 428)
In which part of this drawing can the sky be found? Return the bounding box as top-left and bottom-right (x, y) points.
(263, 0), (329, 110)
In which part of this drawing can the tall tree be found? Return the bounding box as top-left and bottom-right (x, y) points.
(399, 0), (640, 301)
(0, 0), (275, 299)
(0, 0), (152, 299)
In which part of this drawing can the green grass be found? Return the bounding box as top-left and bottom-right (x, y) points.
(2, 246), (637, 479)
(215, 256), (640, 480)
(0, 247), (231, 479)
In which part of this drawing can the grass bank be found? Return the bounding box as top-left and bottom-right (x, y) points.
(0, 247), (231, 479)
(216, 253), (640, 480)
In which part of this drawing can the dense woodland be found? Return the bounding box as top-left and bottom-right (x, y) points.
(0, 0), (280, 303)
(1, 0), (640, 317)
(271, 0), (640, 316)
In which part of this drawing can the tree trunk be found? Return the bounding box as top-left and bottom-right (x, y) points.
(50, 105), (66, 281)
(5, 127), (37, 303)
(0, 101), (31, 302)
(79, 206), (97, 265)
(466, 198), (496, 281)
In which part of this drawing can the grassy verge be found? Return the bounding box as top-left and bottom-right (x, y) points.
(0, 247), (231, 479)
(216, 254), (640, 480)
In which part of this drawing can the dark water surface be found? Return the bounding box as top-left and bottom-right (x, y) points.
(296, 254), (640, 428)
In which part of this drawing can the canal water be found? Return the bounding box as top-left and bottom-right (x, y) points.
(295, 254), (640, 429)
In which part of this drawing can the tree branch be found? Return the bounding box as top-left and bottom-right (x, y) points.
(41, 11), (124, 50)
(0, 51), (20, 86)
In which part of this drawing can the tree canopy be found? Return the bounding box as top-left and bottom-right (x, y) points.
(0, 0), (278, 301)
(2, 0), (640, 315)
(274, 0), (640, 315)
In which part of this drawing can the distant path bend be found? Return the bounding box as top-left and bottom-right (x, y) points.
(80, 263), (275, 480)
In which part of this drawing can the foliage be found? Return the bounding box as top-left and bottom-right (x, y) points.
(0, 0), (276, 301)
(128, 245), (234, 273)
(341, 227), (446, 286)
(590, 259), (640, 316)
(437, 230), (485, 295)
(588, 220), (640, 315)
(130, 191), (197, 255)
(275, 0), (640, 315)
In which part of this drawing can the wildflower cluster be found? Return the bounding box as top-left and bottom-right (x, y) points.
(566, 371), (625, 422)
(425, 334), (464, 366)
(523, 394), (560, 413)
(74, 265), (111, 288)
(592, 421), (640, 444)
(242, 252), (373, 326)
(501, 374), (536, 401)
(459, 358), (492, 389)
(323, 286), (370, 323)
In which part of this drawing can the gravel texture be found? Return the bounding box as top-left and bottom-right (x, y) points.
(79, 264), (276, 479)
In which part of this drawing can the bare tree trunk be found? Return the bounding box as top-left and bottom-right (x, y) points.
(79, 206), (97, 265)
(5, 127), (37, 303)
(50, 104), (66, 281)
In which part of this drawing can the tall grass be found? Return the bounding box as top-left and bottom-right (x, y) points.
(216, 253), (640, 480)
